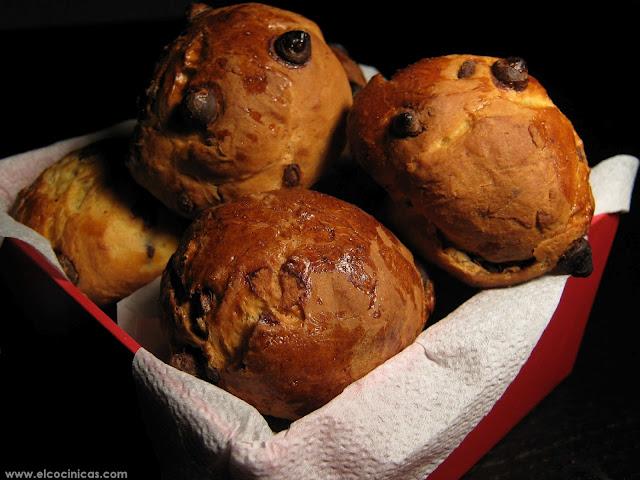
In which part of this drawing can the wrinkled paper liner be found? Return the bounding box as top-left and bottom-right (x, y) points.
(0, 120), (637, 479)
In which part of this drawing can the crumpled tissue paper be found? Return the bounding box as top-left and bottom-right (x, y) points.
(0, 121), (637, 480)
(127, 154), (638, 480)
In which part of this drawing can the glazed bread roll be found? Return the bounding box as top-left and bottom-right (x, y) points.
(129, 3), (353, 218)
(161, 188), (434, 420)
(330, 44), (367, 94)
(348, 54), (595, 287)
(10, 138), (185, 305)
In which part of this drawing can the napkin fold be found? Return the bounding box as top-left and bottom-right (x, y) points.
(129, 156), (637, 479)
(0, 122), (637, 480)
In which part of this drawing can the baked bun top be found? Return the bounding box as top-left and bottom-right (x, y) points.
(330, 44), (367, 94)
(161, 188), (433, 419)
(348, 54), (594, 286)
(10, 138), (185, 305)
(129, 3), (352, 217)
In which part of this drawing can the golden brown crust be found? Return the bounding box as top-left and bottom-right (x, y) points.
(330, 44), (367, 93)
(161, 188), (432, 419)
(10, 139), (185, 305)
(348, 54), (594, 287)
(129, 3), (352, 217)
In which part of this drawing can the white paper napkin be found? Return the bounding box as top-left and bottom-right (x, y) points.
(128, 156), (637, 480)
(0, 123), (637, 480)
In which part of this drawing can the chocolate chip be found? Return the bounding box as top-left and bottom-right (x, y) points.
(178, 193), (194, 215)
(557, 238), (593, 277)
(283, 163), (301, 187)
(182, 88), (219, 127)
(146, 244), (155, 259)
(57, 253), (79, 285)
(457, 60), (476, 79)
(189, 287), (216, 340)
(274, 30), (311, 66)
(391, 111), (424, 138)
(491, 57), (529, 91)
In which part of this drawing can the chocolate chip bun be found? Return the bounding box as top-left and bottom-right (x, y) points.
(161, 188), (434, 419)
(10, 138), (185, 305)
(330, 44), (367, 94)
(128, 3), (352, 218)
(348, 54), (594, 288)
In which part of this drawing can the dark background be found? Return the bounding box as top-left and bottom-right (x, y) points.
(0, 1), (638, 479)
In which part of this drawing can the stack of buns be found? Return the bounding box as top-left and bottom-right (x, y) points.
(10, 3), (593, 420)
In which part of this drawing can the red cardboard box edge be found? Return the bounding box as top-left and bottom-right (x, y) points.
(428, 212), (619, 480)
(3, 238), (141, 355)
(0, 212), (619, 479)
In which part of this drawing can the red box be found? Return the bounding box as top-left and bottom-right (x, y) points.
(0, 212), (619, 479)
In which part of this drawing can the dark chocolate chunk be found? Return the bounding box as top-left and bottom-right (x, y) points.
(57, 253), (79, 285)
(391, 111), (424, 138)
(491, 57), (529, 91)
(457, 60), (476, 79)
(178, 192), (194, 215)
(283, 163), (301, 187)
(274, 30), (311, 66)
(189, 287), (216, 340)
(183, 88), (219, 127)
(146, 244), (155, 259)
(557, 238), (593, 277)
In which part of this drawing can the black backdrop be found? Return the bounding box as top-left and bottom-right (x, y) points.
(1, 2), (638, 479)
